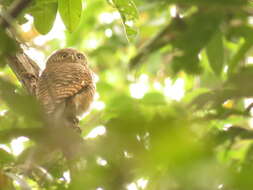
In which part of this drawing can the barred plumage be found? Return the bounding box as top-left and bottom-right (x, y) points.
(36, 48), (95, 131)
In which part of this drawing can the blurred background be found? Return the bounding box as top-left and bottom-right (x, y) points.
(1, 0), (253, 189)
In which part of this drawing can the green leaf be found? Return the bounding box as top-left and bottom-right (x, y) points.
(141, 92), (166, 105)
(30, 1), (58, 34)
(0, 78), (41, 121)
(165, 0), (247, 6)
(1, 0), (14, 6)
(0, 29), (18, 67)
(206, 30), (224, 76)
(58, 0), (82, 32)
(5, 172), (32, 190)
(0, 29), (17, 55)
(111, 0), (139, 42)
(0, 149), (15, 165)
(171, 11), (222, 74)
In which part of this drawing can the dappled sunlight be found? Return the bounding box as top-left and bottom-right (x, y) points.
(63, 171), (71, 183)
(224, 65), (228, 73)
(91, 100), (105, 110)
(153, 81), (163, 91)
(23, 47), (45, 69)
(127, 179), (148, 190)
(0, 144), (11, 153)
(85, 125), (106, 139)
(246, 56), (253, 64)
(21, 14), (33, 32)
(105, 28), (113, 38)
(129, 76), (186, 101)
(170, 5), (177, 18)
(2, 0), (253, 189)
(244, 98), (253, 110)
(35, 14), (65, 45)
(10, 137), (29, 156)
(85, 38), (100, 49)
(244, 98), (253, 128)
(96, 157), (108, 166)
(123, 151), (133, 158)
(129, 74), (185, 101)
(164, 78), (185, 101)
(21, 14), (66, 47)
(90, 91), (105, 111)
(137, 178), (148, 189)
(127, 183), (138, 190)
(223, 124), (232, 131)
(0, 109), (7, 116)
(99, 12), (121, 24)
(130, 82), (149, 99)
(130, 74), (149, 99)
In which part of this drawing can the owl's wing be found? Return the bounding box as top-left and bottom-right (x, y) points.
(37, 63), (93, 114)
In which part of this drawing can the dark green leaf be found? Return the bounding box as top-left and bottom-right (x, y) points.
(0, 29), (18, 56)
(0, 149), (15, 165)
(1, 0), (14, 6)
(171, 11), (223, 74)
(0, 29), (17, 67)
(0, 78), (41, 121)
(206, 30), (224, 76)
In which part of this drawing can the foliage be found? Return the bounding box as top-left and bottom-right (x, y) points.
(1, 0), (253, 189)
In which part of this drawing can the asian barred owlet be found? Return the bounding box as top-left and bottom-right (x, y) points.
(36, 48), (95, 131)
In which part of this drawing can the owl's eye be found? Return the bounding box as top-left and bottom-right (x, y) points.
(77, 53), (84, 59)
(61, 53), (68, 58)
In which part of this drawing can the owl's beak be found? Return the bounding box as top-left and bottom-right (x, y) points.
(71, 54), (76, 61)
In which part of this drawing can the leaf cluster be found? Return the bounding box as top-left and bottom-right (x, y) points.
(1, 0), (253, 190)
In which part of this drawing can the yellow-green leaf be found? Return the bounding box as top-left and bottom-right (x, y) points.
(31, 1), (58, 34)
(111, 0), (139, 42)
(58, 0), (82, 32)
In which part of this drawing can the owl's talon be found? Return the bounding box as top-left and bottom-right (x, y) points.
(66, 116), (81, 133)
(21, 72), (37, 80)
(67, 116), (79, 125)
(74, 126), (82, 133)
(73, 117), (79, 124)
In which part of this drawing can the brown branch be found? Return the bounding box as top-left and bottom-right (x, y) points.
(246, 102), (253, 113)
(0, 0), (40, 96)
(6, 52), (40, 96)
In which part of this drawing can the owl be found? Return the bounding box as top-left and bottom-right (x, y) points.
(36, 48), (95, 132)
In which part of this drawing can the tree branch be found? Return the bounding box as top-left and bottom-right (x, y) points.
(216, 126), (253, 143)
(129, 17), (183, 69)
(0, 0), (31, 28)
(0, 0), (40, 96)
(7, 52), (40, 96)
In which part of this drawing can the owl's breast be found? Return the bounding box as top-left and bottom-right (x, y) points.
(72, 83), (95, 116)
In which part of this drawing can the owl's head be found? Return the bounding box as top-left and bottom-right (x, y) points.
(46, 48), (87, 66)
